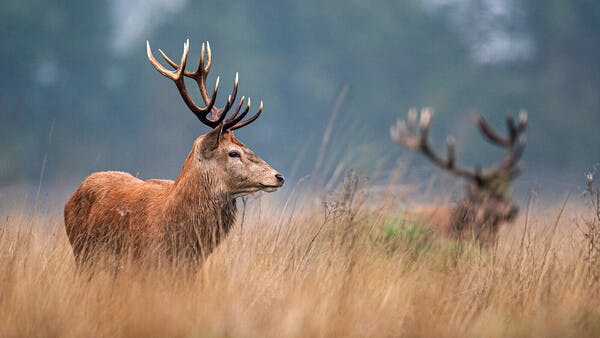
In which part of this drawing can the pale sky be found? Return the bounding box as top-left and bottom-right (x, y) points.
(109, 0), (187, 55)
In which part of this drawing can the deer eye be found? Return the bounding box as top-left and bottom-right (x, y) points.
(228, 150), (241, 158)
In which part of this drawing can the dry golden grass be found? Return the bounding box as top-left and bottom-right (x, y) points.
(1, 183), (600, 337)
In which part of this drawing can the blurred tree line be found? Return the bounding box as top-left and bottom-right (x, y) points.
(0, 0), (598, 189)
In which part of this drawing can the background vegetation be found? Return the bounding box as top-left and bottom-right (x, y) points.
(1, 0), (599, 194)
(1, 175), (599, 337)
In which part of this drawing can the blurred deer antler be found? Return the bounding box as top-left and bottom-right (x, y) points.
(391, 108), (527, 189)
(392, 108), (528, 245)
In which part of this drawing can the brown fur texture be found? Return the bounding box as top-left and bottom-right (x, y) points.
(406, 182), (519, 245)
(449, 182), (519, 244)
(64, 129), (283, 263)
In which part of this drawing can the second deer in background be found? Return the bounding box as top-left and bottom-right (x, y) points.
(391, 108), (527, 245)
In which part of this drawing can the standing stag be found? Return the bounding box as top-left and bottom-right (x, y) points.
(64, 39), (284, 263)
(391, 108), (527, 245)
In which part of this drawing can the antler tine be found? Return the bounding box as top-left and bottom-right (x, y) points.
(508, 111), (528, 138)
(507, 140), (526, 180)
(202, 41), (212, 75)
(506, 114), (518, 141)
(517, 110), (528, 133)
(499, 134), (527, 174)
(446, 136), (456, 169)
(417, 109), (481, 180)
(194, 42), (215, 107)
(229, 100), (263, 131)
(158, 41), (240, 123)
(147, 39), (223, 127)
(215, 72), (239, 119)
(391, 109), (481, 181)
(417, 108), (432, 141)
(223, 96), (248, 127)
(476, 111), (528, 177)
(149, 39), (264, 130)
(390, 109), (425, 150)
(156, 41), (211, 78)
(475, 115), (510, 147)
(391, 119), (413, 148)
(188, 42), (233, 114)
(228, 97), (252, 126)
(407, 108), (418, 132)
(147, 40), (188, 81)
(476, 110), (528, 147)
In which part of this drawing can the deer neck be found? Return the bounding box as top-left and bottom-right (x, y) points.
(164, 150), (237, 228)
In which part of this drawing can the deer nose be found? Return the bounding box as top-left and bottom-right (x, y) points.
(275, 174), (285, 185)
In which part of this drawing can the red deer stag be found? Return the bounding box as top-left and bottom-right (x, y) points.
(391, 108), (527, 245)
(64, 39), (284, 263)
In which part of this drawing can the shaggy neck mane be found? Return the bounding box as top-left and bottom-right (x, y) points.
(162, 148), (238, 256)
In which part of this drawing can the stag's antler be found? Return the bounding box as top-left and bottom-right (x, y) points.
(390, 108), (527, 187)
(146, 39), (263, 130)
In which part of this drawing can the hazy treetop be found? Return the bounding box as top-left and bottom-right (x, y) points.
(0, 0), (598, 194)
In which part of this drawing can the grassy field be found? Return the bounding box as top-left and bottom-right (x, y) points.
(1, 180), (599, 337)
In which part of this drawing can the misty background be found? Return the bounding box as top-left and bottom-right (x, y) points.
(1, 0), (599, 207)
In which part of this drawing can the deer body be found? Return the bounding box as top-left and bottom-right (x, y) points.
(65, 148), (236, 260)
(392, 108), (527, 245)
(404, 191), (518, 242)
(64, 39), (283, 262)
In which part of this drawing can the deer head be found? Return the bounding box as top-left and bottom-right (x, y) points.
(147, 39), (284, 198)
(391, 108), (527, 244)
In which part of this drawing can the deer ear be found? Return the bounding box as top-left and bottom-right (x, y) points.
(200, 123), (224, 158)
